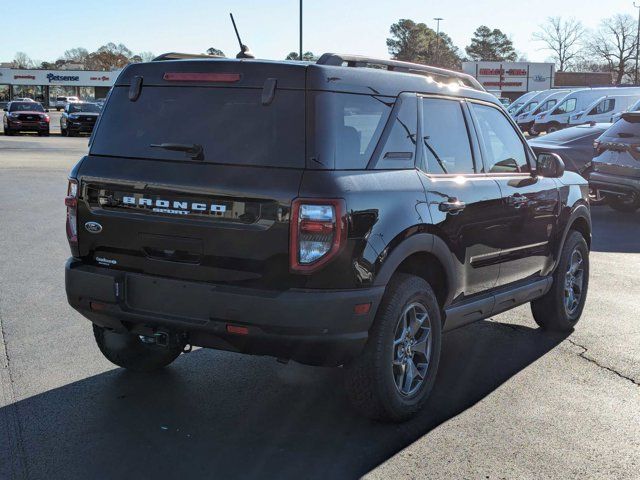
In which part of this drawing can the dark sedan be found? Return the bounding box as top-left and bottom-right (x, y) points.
(60, 102), (101, 136)
(2, 101), (50, 136)
(590, 113), (640, 213)
(528, 122), (612, 203)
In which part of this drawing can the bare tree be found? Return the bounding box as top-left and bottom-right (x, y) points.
(587, 14), (637, 84)
(532, 17), (584, 71)
(12, 52), (34, 69)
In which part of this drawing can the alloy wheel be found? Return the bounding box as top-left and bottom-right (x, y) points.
(564, 248), (585, 316)
(392, 302), (432, 397)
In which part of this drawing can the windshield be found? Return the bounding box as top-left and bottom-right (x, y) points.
(69, 103), (100, 113)
(9, 102), (44, 112)
(534, 99), (557, 115)
(520, 101), (538, 114)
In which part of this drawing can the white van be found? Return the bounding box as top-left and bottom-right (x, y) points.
(569, 94), (640, 125)
(507, 91), (540, 116)
(533, 87), (640, 133)
(514, 89), (572, 135)
(611, 97), (640, 122)
(509, 89), (554, 119)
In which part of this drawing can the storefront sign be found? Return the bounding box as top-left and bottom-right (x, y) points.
(462, 61), (555, 93)
(0, 68), (119, 87)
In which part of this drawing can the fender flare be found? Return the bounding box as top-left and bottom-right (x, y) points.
(556, 203), (591, 261)
(373, 232), (457, 307)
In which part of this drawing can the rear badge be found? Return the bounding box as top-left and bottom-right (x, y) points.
(85, 221), (103, 234)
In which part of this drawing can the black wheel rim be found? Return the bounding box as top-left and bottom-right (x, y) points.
(564, 248), (585, 316)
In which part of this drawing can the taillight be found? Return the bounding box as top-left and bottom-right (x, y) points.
(65, 179), (79, 248)
(290, 199), (346, 273)
(593, 140), (602, 156)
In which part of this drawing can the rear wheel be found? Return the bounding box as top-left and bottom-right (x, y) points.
(608, 194), (640, 213)
(527, 125), (539, 137)
(93, 324), (183, 372)
(531, 231), (589, 331)
(547, 123), (561, 133)
(345, 274), (442, 422)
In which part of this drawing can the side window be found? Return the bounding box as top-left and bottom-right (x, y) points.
(555, 98), (577, 115)
(373, 94), (417, 169)
(420, 98), (475, 174)
(470, 103), (529, 174)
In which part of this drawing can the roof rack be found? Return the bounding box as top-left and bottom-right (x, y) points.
(316, 53), (484, 91)
(152, 52), (224, 62)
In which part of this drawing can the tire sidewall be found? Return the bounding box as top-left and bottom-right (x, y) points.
(374, 277), (442, 418)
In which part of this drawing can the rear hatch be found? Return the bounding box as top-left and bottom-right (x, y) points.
(593, 114), (640, 178)
(76, 59), (306, 289)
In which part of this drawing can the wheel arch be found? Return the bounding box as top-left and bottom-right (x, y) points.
(557, 203), (592, 263)
(373, 231), (457, 309)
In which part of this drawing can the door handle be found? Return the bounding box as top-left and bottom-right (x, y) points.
(508, 194), (528, 208)
(439, 199), (466, 214)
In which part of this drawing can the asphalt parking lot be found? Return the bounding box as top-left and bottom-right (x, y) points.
(0, 134), (638, 480)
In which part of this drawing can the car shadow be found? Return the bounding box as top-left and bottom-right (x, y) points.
(590, 205), (640, 254)
(4, 319), (567, 480)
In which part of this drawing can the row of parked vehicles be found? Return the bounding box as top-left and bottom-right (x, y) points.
(2, 98), (102, 137)
(508, 87), (640, 213)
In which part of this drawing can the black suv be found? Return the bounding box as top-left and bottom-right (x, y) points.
(3, 101), (50, 136)
(60, 102), (101, 136)
(65, 54), (591, 421)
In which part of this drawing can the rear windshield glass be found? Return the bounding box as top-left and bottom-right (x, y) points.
(535, 125), (608, 144)
(69, 103), (100, 113)
(9, 102), (44, 112)
(601, 115), (640, 139)
(90, 86), (305, 167)
(308, 92), (393, 169)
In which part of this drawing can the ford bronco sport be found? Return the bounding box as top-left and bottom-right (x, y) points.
(65, 53), (591, 421)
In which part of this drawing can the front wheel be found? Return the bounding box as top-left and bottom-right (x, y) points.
(527, 125), (539, 137)
(93, 324), (183, 372)
(345, 274), (442, 422)
(531, 231), (589, 331)
(608, 194), (640, 213)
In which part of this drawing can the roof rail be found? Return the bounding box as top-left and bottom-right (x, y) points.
(152, 52), (224, 62)
(316, 53), (484, 91)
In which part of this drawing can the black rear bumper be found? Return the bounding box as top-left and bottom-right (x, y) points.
(65, 259), (384, 365)
(589, 171), (640, 196)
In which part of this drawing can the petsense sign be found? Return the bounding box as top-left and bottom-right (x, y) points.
(0, 68), (120, 87)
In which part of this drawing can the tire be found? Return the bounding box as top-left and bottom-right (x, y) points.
(608, 194), (640, 213)
(61, 126), (67, 136)
(38, 130), (49, 137)
(345, 273), (442, 422)
(4, 128), (12, 136)
(93, 324), (183, 372)
(531, 231), (589, 332)
(67, 129), (75, 137)
(527, 126), (539, 137)
(547, 124), (560, 133)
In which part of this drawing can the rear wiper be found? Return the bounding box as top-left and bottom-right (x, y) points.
(150, 143), (203, 160)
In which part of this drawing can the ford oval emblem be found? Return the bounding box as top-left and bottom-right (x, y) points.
(84, 221), (103, 234)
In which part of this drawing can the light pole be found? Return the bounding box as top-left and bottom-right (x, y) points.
(634, 2), (640, 84)
(434, 17), (444, 66)
(299, 0), (303, 61)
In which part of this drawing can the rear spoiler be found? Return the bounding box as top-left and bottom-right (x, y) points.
(152, 52), (224, 62)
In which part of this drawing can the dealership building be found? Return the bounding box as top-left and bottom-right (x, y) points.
(462, 61), (555, 101)
(0, 67), (120, 107)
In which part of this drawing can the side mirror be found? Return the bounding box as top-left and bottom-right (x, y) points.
(536, 153), (565, 178)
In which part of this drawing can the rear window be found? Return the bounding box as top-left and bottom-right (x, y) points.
(535, 125), (608, 144)
(90, 86), (305, 167)
(601, 114), (640, 140)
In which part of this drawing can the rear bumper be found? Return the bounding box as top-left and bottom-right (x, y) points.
(589, 171), (640, 196)
(65, 259), (384, 366)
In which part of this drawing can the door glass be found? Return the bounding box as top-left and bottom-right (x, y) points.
(554, 98), (577, 114)
(471, 103), (530, 173)
(421, 98), (475, 174)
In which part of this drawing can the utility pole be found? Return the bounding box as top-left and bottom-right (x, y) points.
(434, 17), (444, 66)
(635, 2), (640, 84)
(299, 0), (303, 61)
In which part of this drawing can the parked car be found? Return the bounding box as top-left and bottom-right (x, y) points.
(516, 89), (572, 136)
(13, 97), (35, 102)
(60, 102), (101, 136)
(2, 101), (50, 136)
(529, 122), (612, 204)
(590, 112), (640, 213)
(64, 53), (591, 422)
(55, 96), (81, 111)
(569, 94), (640, 126)
(534, 87), (640, 134)
(611, 97), (640, 123)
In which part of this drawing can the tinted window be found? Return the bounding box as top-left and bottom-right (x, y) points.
(521, 101), (538, 114)
(471, 103), (529, 173)
(309, 92), (393, 169)
(373, 94), (417, 169)
(91, 86), (305, 167)
(9, 102), (44, 112)
(421, 98), (474, 174)
(69, 103), (100, 113)
(601, 114), (640, 140)
(535, 99), (557, 114)
(554, 98), (577, 114)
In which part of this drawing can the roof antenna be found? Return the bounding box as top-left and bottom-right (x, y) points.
(230, 13), (255, 59)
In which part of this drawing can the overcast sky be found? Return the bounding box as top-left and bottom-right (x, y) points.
(1, 0), (637, 65)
